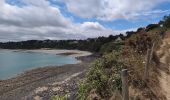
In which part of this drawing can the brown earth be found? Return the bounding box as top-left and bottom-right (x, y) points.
(157, 33), (170, 100)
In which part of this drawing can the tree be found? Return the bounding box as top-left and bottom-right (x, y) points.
(146, 24), (159, 31)
(159, 15), (170, 28)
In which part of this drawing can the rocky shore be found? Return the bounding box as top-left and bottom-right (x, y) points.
(0, 51), (97, 100)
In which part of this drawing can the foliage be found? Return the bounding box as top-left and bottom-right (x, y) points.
(122, 47), (146, 88)
(146, 24), (160, 31)
(50, 94), (70, 100)
(126, 31), (136, 38)
(159, 14), (170, 28)
(78, 28), (163, 99)
(126, 29), (162, 54)
(125, 30), (162, 86)
(0, 35), (121, 53)
(78, 50), (126, 99)
(99, 41), (124, 54)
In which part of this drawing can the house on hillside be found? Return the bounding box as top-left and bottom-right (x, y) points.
(115, 37), (122, 42)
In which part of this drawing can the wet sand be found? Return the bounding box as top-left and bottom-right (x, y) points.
(17, 49), (92, 57)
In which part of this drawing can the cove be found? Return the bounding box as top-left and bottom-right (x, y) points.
(0, 50), (78, 80)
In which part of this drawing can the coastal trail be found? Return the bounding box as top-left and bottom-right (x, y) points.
(157, 37), (170, 100)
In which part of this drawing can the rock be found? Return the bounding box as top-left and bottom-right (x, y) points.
(34, 95), (42, 100)
(35, 87), (48, 94)
(52, 87), (61, 92)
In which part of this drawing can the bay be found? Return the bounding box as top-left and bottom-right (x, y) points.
(0, 50), (78, 80)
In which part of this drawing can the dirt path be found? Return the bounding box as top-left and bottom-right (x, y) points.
(158, 38), (170, 100)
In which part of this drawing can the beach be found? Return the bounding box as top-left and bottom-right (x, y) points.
(0, 49), (96, 100)
(25, 49), (92, 57)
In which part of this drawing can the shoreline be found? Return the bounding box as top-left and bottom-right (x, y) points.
(24, 49), (92, 64)
(0, 49), (96, 100)
(11, 49), (92, 57)
(0, 49), (92, 80)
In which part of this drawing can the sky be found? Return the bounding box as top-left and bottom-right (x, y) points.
(0, 0), (170, 42)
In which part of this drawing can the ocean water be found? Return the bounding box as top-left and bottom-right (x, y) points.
(0, 50), (78, 80)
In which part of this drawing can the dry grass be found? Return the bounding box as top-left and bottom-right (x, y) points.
(124, 31), (168, 99)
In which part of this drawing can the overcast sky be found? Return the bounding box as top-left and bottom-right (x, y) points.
(0, 0), (170, 42)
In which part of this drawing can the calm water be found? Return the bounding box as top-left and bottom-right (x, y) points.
(0, 50), (78, 80)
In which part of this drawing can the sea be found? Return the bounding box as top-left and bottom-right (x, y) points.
(0, 50), (78, 80)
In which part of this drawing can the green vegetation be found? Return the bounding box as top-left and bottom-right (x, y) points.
(78, 50), (125, 99)
(159, 14), (170, 28)
(50, 95), (69, 100)
(0, 34), (125, 53)
(146, 24), (160, 31)
(49, 15), (169, 99)
(99, 41), (124, 54)
(78, 28), (164, 99)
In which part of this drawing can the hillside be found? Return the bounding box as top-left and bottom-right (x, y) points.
(77, 29), (166, 100)
(28, 14), (170, 100)
(76, 14), (170, 100)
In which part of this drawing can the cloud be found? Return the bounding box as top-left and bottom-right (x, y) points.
(0, 0), (121, 42)
(81, 22), (105, 31)
(0, 0), (167, 42)
(63, 0), (170, 21)
(0, 0), (72, 28)
(63, 0), (102, 18)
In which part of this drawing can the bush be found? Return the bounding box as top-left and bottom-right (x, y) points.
(126, 31), (162, 54)
(78, 51), (126, 99)
(160, 15), (170, 28)
(100, 41), (124, 54)
(146, 24), (160, 31)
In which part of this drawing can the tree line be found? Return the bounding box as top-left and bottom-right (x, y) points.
(0, 34), (126, 53)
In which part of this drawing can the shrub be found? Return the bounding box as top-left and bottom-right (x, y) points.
(50, 95), (69, 100)
(100, 41), (124, 54)
(126, 31), (162, 54)
(78, 51), (126, 99)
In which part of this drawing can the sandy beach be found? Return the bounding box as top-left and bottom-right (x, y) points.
(17, 49), (92, 57)
(0, 49), (96, 100)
